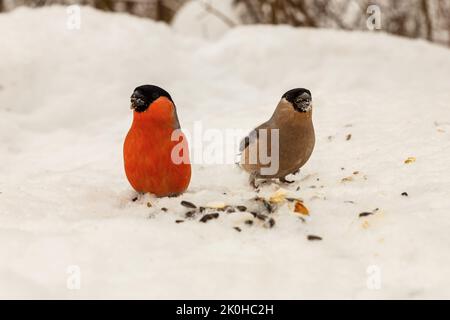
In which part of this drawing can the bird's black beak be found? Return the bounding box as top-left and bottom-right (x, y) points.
(130, 97), (137, 110)
(130, 91), (148, 113)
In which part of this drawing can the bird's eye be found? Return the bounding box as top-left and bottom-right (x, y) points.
(152, 93), (159, 99)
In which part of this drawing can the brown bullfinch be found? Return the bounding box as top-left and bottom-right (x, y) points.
(124, 85), (191, 197)
(240, 88), (315, 187)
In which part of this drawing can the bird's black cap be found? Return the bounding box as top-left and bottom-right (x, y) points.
(282, 88), (312, 102)
(130, 85), (173, 113)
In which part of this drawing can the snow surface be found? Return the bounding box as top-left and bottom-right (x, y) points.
(1, 6), (450, 299)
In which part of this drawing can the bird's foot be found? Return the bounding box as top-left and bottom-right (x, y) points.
(249, 173), (259, 189)
(131, 192), (145, 202)
(167, 193), (181, 198)
(280, 176), (295, 184)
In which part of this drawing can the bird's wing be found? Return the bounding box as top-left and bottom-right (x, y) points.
(239, 121), (270, 152)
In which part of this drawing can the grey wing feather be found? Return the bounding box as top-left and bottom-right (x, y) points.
(239, 122), (270, 152)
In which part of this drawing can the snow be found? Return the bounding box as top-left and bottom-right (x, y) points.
(1, 6), (450, 299)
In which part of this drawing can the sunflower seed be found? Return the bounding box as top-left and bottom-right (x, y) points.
(307, 235), (322, 241)
(200, 213), (219, 223)
(266, 218), (275, 228)
(359, 212), (373, 218)
(185, 210), (196, 218)
(181, 201), (196, 209)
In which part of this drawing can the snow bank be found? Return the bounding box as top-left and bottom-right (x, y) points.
(1, 6), (450, 299)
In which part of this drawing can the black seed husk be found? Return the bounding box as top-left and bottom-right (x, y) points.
(263, 200), (274, 213)
(255, 213), (267, 221)
(181, 201), (196, 209)
(185, 210), (196, 218)
(359, 212), (373, 218)
(200, 213), (219, 223)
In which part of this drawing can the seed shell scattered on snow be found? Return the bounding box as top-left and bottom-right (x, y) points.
(265, 218), (275, 228)
(185, 210), (196, 218)
(205, 201), (226, 209)
(269, 188), (288, 203)
(200, 213), (219, 223)
(254, 197), (275, 213)
(294, 201), (309, 216)
(307, 235), (322, 241)
(404, 157), (416, 164)
(263, 200), (274, 213)
(359, 212), (373, 218)
(286, 197), (304, 203)
(181, 200), (196, 209)
(255, 213), (267, 221)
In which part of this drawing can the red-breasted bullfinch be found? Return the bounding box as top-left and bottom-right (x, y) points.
(240, 88), (315, 187)
(124, 85), (191, 197)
